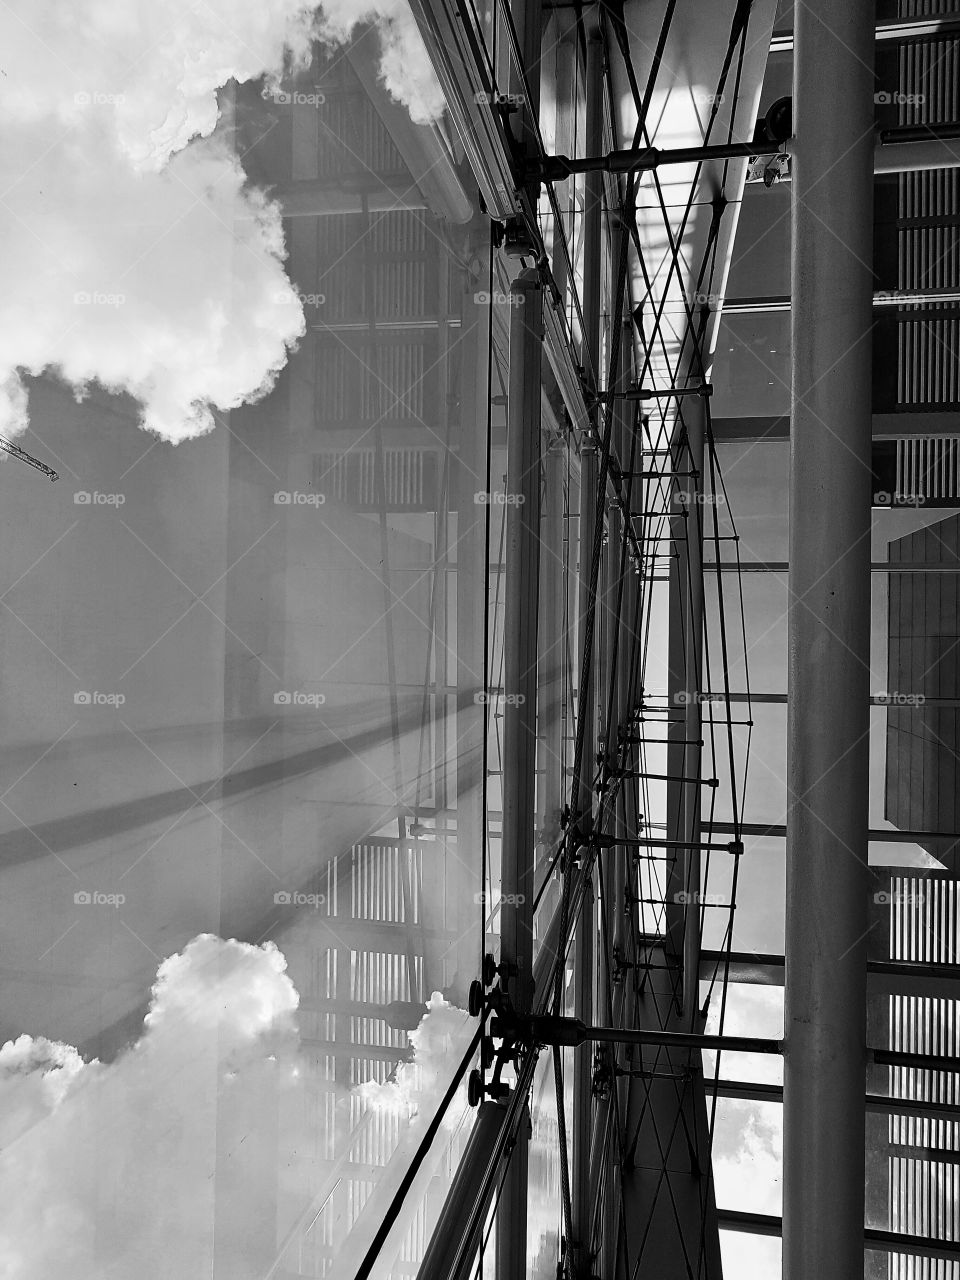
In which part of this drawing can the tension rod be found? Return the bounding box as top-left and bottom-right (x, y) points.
(615, 770), (720, 787)
(622, 469), (700, 479)
(595, 835), (744, 854)
(592, 383), (712, 404)
(491, 1014), (784, 1055)
(532, 138), (786, 182)
(619, 735), (703, 744)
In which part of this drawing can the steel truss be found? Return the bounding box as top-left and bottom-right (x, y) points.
(340, 0), (960, 1277)
(387, 1), (772, 1278)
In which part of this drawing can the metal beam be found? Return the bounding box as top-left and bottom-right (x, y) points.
(771, 15), (960, 52)
(712, 1078), (960, 1122)
(785, 7), (874, 1280)
(704, 560), (960, 572)
(699, 950), (960, 998)
(707, 820), (959, 848)
(417, 1103), (511, 1280)
(570, 20), (603, 1278)
(656, 692), (960, 708)
(718, 287), (960, 313)
(719, 1210), (960, 1262)
(708, 412), (960, 443)
(496, 267), (543, 1280)
(875, 135), (960, 173)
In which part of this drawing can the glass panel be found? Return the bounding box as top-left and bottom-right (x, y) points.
(0, 38), (495, 1278)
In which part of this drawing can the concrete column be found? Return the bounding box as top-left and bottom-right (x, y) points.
(784, 3), (874, 1279)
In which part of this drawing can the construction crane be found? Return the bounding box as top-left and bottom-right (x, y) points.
(0, 434), (58, 481)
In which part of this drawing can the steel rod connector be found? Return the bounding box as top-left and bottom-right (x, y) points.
(490, 1011), (784, 1055)
(532, 138), (786, 182)
(592, 383), (712, 404)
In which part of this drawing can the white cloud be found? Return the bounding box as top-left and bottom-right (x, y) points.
(0, 0), (321, 172)
(358, 989), (472, 1124)
(0, 122), (305, 443)
(706, 984), (784, 1279)
(0, 939), (474, 1279)
(0, 935), (303, 1278)
(317, 0), (447, 124)
(0, 0), (445, 445)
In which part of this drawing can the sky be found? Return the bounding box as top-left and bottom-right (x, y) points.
(0, 934), (472, 1278)
(0, 0), (442, 443)
(0, 0), (941, 1275)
